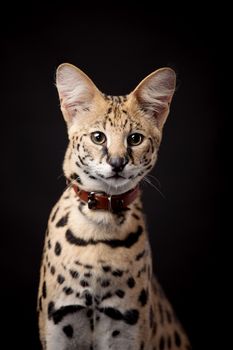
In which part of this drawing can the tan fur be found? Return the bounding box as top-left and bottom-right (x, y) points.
(38, 64), (191, 349)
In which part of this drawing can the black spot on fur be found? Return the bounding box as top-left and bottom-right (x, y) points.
(137, 264), (147, 278)
(87, 309), (93, 318)
(123, 309), (139, 325)
(63, 287), (73, 295)
(115, 290), (125, 298)
(112, 330), (120, 337)
(80, 280), (89, 287)
(134, 204), (142, 211)
(69, 270), (79, 278)
(85, 292), (93, 306)
(63, 325), (73, 338)
(101, 279), (110, 288)
(50, 304), (84, 324)
(89, 175), (96, 180)
(127, 277), (135, 288)
(174, 331), (181, 347)
(102, 265), (111, 272)
(84, 264), (93, 269)
(159, 336), (165, 350)
(47, 240), (51, 249)
(132, 213), (140, 220)
(54, 242), (61, 256)
(102, 292), (112, 301)
(112, 269), (123, 277)
(78, 155), (85, 166)
(101, 300), (136, 325)
(56, 213), (69, 227)
(48, 301), (55, 319)
(108, 117), (113, 126)
(140, 341), (145, 350)
(51, 207), (59, 222)
(135, 250), (145, 261)
(138, 288), (148, 306)
(42, 281), (47, 299)
(123, 118), (128, 127)
(84, 272), (92, 278)
(57, 275), (65, 284)
(99, 307), (122, 320)
(65, 226), (143, 249)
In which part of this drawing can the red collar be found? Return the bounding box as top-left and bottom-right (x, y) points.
(72, 184), (139, 212)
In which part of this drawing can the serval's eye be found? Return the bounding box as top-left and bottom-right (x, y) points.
(127, 133), (144, 146)
(91, 131), (106, 145)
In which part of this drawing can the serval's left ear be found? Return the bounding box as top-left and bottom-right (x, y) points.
(131, 68), (176, 130)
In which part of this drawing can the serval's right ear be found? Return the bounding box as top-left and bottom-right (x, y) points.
(56, 63), (100, 126)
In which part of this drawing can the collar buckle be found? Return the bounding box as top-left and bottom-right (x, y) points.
(88, 192), (98, 210)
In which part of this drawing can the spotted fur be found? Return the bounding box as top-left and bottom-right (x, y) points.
(38, 64), (191, 349)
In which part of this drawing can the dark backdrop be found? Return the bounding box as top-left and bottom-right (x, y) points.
(0, 6), (225, 350)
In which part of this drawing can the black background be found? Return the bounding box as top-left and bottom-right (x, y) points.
(1, 5), (225, 350)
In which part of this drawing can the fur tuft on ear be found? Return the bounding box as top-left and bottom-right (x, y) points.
(56, 63), (98, 125)
(132, 68), (176, 129)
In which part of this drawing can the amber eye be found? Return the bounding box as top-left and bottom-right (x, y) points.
(127, 133), (144, 146)
(91, 131), (106, 145)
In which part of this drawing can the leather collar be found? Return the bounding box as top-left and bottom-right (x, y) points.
(72, 184), (139, 212)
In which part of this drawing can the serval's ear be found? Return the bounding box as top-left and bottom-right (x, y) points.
(131, 68), (176, 130)
(56, 63), (101, 126)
